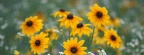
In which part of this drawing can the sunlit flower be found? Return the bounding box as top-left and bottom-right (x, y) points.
(20, 16), (43, 37)
(87, 4), (110, 27)
(29, 32), (49, 54)
(104, 28), (122, 48)
(52, 9), (70, 18)
(63, 38), (87, 55)
(110, 17), (121, 28)
(70, 23), (92, 37)
(58, 14), (83, 28)
(45, 28), (59, 40)
(14, 50), (20, 55)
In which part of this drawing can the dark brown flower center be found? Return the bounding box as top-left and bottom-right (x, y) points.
(26, 21), (33, 26)
(67, 14), (73, 20)
(59, 9), (65, 12)
(35, 40), (40, 46)
(70, 47), (77, 53)
(96, 12), (103, 18)
(77, 23), (83, 28)
(110, 35), (116, 41)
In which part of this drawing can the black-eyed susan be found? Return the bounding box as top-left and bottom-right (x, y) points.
(35, 11), (45, 20)
(58, 14), (83, 28)
(20, 16), (43, 37)
(26, 50), (32, 55)
(110, 17), (121, 28)
(45, 28), (59, 40)
(94, 26), (106, 37)
(70, 23), (92, 37)
(14, 50), (20, 55)
(63, 38), (87, 55)
(95, 37), (106, 45)
(87, 4), (110, 27)
(52, 9), (70, 18)
(29, 32), (49, 54)
(117, 50), (122, 55)
(93, 26), (106, 45)
(104, 28), (122, 48)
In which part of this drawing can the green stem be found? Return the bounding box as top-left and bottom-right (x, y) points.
(62, 27), (65, 41)
(60, 26), (65, 51)
(68, 28), (71, 39)
(90, 26), (95, 51)
(78, 36), (80, 41)
(49, 41), (53, 55)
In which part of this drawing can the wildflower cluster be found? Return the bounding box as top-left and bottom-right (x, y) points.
(16, 4), (123, 55)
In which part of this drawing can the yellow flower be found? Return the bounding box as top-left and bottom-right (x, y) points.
(53, 9), (70, 18)
(26, 50), (31, 55)
(20, 16), (43, 37)
(14, 50), (20, 55)
(58, 14), (83, 28)
(104, 28), (122, 48)
(110, 17), (121, 28)
(95, 37), (106, 45)
(45, 28), (59, 40)
(63, 38), (87, 55)
(35, 11), (45, 20)
(87, 4), (110, 27)
(117, 50), (122, 55)
(70, 23), (92, 37)
(94, 26), (106, 37)
(29, 32), (49, 54)
(121, 0), (136, 9)
(93, 26), (106, 45)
